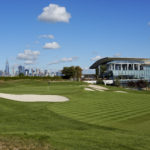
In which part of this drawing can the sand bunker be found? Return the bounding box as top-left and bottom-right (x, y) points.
(114, 91), (128, 93)
(88, 85), (108, 91)
(84, 88), (95, 91)
(0, 93), (69, 102)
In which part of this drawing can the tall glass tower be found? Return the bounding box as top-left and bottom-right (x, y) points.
(5, 60), (9, 76)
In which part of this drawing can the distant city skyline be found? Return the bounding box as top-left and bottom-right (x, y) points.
(0, 0), (150, 73)
(0, 59), (92, 75)
(0, 60), (63, 77)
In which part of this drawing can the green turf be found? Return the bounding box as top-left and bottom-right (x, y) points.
(0, 80), (150, 150)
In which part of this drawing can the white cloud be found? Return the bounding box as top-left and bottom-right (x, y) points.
(61, 57), (78, 62)
(24, 60), (34, 65)
(148, 22), (150, 26)
(39, 34), (54, 39)
(48, 60), (60, 65)
(48, 57), (78, 65)
(91, 56), (102, 61)
(17, 49), (40, 65)
(38, 4), (71, 23)
(43, 42), (60, 49)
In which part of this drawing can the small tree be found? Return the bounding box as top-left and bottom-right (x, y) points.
(62, 66), (82, 81)
(62, 67), (75, 79)
(100, 65), (107, 78)
(96, 68), (99, 79)
(114, 78), (120, 87)
(75, 66), (82, 81)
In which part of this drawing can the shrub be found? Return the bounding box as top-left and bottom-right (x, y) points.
(114, 79), (120, 87)
(127, 80), (148, 89)
(136, 80), (148, 89)
(0, 76), (63, 81)
(96, 79), (104, 85)
(127, 81), (136, 88)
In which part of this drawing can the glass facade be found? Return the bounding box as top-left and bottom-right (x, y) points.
(104, 60), (150, 80)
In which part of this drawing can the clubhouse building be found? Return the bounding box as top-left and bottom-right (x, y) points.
(90, 57), (150, 82)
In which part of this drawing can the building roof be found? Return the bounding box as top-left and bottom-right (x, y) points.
(90, 57), (150, 69)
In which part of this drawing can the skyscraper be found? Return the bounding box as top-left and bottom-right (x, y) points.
(0, 70), (3, 76)
(5, 60), (9, 76)
(25, 69), (29, 76)
(18, 65), (25, 75)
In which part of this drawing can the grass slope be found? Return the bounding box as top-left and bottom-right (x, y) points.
(0, 80), (150, 150)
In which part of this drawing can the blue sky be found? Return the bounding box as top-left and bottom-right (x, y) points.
(0, 0), (150, 73)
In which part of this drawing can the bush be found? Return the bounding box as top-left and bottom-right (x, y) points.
(127, 81), (136, 88)
(96, 79), (104, 85)
(127, 80), (148, 89)
(114, 79), (120, 87)
(136, 80), (148, 89)
(0, 76), (63, 81)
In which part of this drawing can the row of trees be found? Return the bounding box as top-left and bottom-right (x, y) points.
(0, 76), (62, 81)
(62, 66), (82, 81)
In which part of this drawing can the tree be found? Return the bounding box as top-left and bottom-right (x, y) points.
(96, 68), (99, 79)
(62, 67), (75, 79)
(62, 66), (82, 81)
(75, 66), (82, 81)
(100, 65), (107, 78)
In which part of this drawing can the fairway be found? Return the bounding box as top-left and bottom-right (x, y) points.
(0, 80), (150, 150)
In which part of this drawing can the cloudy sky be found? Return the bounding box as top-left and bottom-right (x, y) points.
(0, 0), (150, 72)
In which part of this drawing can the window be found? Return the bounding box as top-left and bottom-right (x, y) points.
(134, 64), (138, 70)
(128, 64), (133, 70)
(112, 64), (114, 70)
(115, 64), (121, 70)
(122, 64), (127, 70)
(107, 65), (110, 70)
(140, 65), (143, 70)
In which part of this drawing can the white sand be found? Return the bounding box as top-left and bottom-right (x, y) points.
(95, 89), (104, 92)
(84, 81), (97, 84)
(114, 91), (128, 93)
(0, 93), (69, 102)
(84, 88), (95, 91)
(88, 85), (108, 91)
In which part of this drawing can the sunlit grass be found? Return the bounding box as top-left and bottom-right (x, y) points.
(0, 80), (150, 150)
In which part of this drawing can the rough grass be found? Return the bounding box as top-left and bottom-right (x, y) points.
(0, 80), (150, 150)
(0, 136), (53, 150)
